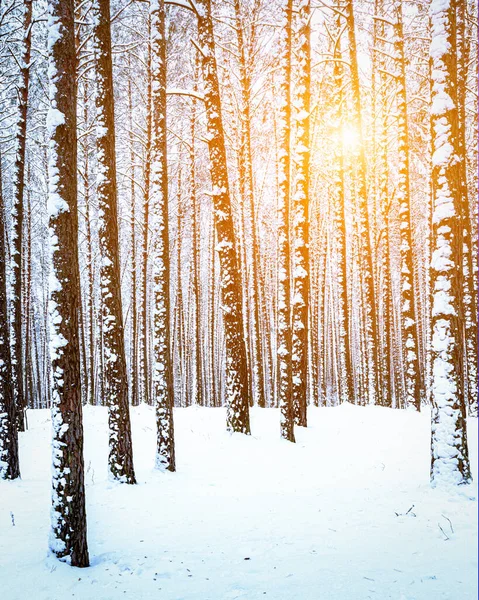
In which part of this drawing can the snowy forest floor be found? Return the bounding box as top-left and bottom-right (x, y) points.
(0, 404), (477, 600)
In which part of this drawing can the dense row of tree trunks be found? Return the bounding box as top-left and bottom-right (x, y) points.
(128, 55), (139, 408)
(331, 9), (354, 406)
(371, 2), (393, 408)
(345, 0), (380, 406)
(233, 0), (266, 410)
(77, 28), (96, 407)
(175, 162), (185, 406)
(10, 0), (33, 432)
(1, 0), (476, 522)
(393, 0), (422, 411)
(140, 20), (152, 408)
(189, 88), (204, 408)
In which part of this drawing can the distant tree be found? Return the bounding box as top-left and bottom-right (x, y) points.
(127, 54), (139, 408)
(345, 0), (380, 406)
(10, 0), (33, 432)
(140, 15), (152, 407)
(0, 153), (20, 480)
(233, 0), (266, 410)
(189, 85), (204, 408)
(330, 6), (354, 405)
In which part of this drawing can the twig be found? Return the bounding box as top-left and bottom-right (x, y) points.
(441, 515), (454, 534)
(394, 504), (416, 517)
(438, 523), (450, 541)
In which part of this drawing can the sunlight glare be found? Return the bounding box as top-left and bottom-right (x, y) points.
(341, 124), (360, 149)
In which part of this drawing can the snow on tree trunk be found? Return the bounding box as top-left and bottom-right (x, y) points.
(93, 0), (135, 484)
(456, 0), (477, 417)
(140, 19), (152, 407)
(393, 0), (422, 411)
(345, 0), (380, 406)
(429, 0), (471, 486)
(150, 0), (175, 472)
(127, 56), (139, 408)
(195, 0), (251, 434)
(277, 0), (295, 442)
(78, 69), (96, 407)
(10, 0), (33, 433)
(372, 0), (393, 408)
(189, 90), (205, 409)
(46, 0), (89, 566)
(0, 154), (20, 480)
(175, 167), (185, 406)
(331, 8), (354, 405)
(233, 0), (266, 410)
(291, 0), (311, 426)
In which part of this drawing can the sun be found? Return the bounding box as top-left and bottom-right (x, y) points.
(341, 124), (360, 149)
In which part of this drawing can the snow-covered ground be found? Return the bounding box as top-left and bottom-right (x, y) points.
(0, 404), (477, 600)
